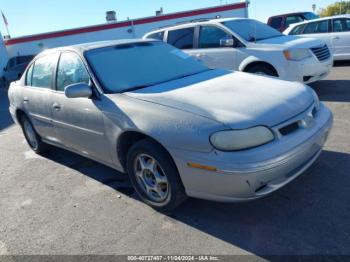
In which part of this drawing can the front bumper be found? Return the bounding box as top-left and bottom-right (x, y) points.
(169, 103), (333, 202)
(279, 57), (333, 84)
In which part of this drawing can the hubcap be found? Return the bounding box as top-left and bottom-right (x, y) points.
(23, 119), (38, 149)
(133, 154), (169, 202)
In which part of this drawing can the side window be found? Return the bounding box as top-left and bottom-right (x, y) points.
(314, 20), (329, 33)
(345, 19), (350, 31)
(285, 15), (304, 27)
(303, 22), (318, 34)
(31, 54), (57, 89)
(146, 31), (164, 41)
(167, 27), (194, 49)
(332, 19), (349, 32)
(56, 52), (90, 92)
(270, 17), (283, 29)
(199, 26), (232, 49)
(25, 63), (34, 86)
(290, 24), (306, 35)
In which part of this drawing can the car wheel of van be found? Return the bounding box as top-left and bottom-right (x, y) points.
(246, 64), (278, 77)
(20, 115), (48, 154)
(127, 138), (187, 212)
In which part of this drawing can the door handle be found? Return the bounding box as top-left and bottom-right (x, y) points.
(23, 97), (29, 103)
(52, 103), (61, 110)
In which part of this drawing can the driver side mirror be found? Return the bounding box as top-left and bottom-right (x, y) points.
(220, 37), (235, 48)
(3, 67), (7, 72)
(65, 83), (92, 98)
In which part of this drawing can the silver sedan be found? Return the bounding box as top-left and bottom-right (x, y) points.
(8, 39), (333, 211)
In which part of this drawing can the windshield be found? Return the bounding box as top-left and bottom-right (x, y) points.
(303, 12), (319, 20)
(222, 19), (282, 42)
(85, 41), (209, 93)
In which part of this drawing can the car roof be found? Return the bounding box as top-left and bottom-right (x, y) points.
(269, 12), (311, 19)
(146, 17), (249, 34)
(39, 39), (159, 55)
(287, 14), (350, 28)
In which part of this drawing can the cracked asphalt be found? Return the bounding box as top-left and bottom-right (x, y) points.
(0, 62), (349, 257)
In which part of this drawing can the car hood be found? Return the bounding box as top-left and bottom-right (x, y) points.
(256, 35), (325, 49)
(124, 70), (314, 129)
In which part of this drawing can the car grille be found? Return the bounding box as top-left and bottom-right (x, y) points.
(310, 45), (331, 62)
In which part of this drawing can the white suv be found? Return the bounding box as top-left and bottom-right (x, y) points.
(144, 18), (333, 84)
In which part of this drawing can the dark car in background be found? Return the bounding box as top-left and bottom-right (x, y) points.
(268, 12), (319, 32)
(2, 55), (34, 87)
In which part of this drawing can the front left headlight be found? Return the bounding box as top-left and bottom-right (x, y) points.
(210, 126), (275, 151)
(283, 49), (312, 61)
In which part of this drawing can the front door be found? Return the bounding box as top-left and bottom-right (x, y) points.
(186, 25), (239, 70)
(50, 52), (112, 163)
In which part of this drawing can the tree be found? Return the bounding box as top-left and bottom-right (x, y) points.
(318, 1), (350, 17)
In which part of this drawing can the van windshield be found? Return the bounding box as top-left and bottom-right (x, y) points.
(85, 41), (209, 93)
(223, 19), (282, 42)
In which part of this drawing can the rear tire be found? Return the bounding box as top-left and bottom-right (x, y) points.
(20, 114), (48, 154)
(245, 64), (278, 77)
(127, 138), (187, 212)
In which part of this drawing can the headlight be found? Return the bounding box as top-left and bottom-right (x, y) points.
(283, 49), (312, 61)
(311, 89), (320, 111)
(210, 126), (275, 151)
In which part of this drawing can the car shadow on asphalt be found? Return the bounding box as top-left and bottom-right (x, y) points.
(43, 146), (350, 255)
(310, 80), (350, 103)
(168, 149), (350, 255)
(0, 88), (14, 131)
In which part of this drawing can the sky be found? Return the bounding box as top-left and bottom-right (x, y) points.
(0, 0), (337, 38)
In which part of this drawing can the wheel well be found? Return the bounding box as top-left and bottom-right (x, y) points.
(243, 61), (279, 77)
(117, 131), (171, 170)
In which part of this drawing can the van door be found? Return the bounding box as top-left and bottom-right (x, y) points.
(187, 25), (239, 70)
(331, 18), (350, 60)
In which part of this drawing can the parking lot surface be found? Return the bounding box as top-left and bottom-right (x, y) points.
(0, 63), (349, 257)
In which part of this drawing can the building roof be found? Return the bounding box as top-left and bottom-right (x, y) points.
(4, 2), (247, 46)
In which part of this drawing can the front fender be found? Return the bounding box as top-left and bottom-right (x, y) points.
(238, 56), (282, 77)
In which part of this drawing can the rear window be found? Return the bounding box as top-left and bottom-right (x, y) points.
(167, 27), (194, 49)
(31, 53), (58, 89)
(285, 15), (304, 27)
(270, 17), (283, 29)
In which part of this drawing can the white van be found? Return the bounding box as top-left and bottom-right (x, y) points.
(144, 18), (333, 83)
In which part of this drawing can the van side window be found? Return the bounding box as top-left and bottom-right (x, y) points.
(199, 26), (232, 49)
(146, 32), (164, 41)
(332, 18), (350, 32)
(303, 20), (328, 34)
(31, 53), (58, 89)
(289, 24), (306, 35)
(167, 28), (194, 49)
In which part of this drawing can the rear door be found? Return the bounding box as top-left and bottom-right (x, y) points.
(22, 53), (59, 141)
(50, 51), (111, 163)
(189, 25), (238, 70)
(331, 18), (350, 60)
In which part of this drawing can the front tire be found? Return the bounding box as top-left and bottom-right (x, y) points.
(20, 114), (48, 154)
(127, 139), (187, 212)
(246, 64), (278, 77)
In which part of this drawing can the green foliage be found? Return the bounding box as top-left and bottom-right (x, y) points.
(318, 1), (350, 17)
